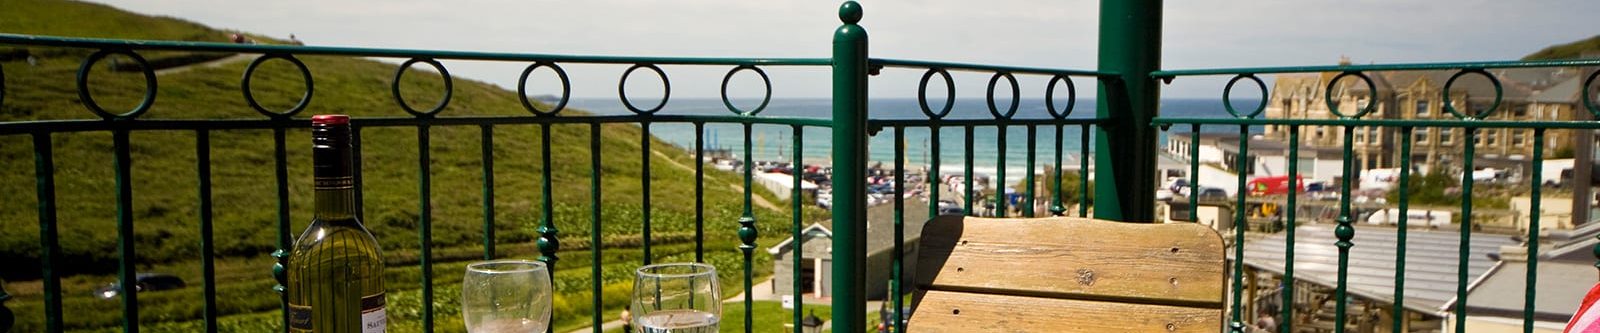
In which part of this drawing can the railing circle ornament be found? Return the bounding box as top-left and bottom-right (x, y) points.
(619, 63), (671, 115)
(1323, 71), (1377, 119)
(1045, 75), (1077, 119)
(1441, 68), (1502, 120)
(720, 65), (772, 116)
(241, 53), (314, 119)
(77, 49), (157, 120)
(918, 68), (955, 119)
(391, 57), (453, 117)
(986, 72), (1019, 119)
(518, 61), (571, 116)
(1581, 70), (1599, 118)
(1223, 74), (1267, 119)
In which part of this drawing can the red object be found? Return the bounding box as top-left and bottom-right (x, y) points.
(312, 114), (350, 125)
(1246, 175), (1304, 196)
(1569, 282), (1600, 332)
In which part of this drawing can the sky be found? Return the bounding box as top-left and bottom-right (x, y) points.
(84, 0), (1600, 100)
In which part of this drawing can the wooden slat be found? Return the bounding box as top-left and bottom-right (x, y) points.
(907, 290), (1223, 332)
(913, 216), (1225, 307)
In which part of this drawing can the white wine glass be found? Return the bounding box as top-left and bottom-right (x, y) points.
(631, 263), (721, 333)
(462, 260), (551, 333)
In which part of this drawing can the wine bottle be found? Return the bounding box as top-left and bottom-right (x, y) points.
(288, 115), (386, 333)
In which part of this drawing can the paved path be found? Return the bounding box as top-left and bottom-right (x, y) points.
(153, 54), (252, 76)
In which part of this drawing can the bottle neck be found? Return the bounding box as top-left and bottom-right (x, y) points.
(311, 123), (358, 221)
(315, 187), (358, 220)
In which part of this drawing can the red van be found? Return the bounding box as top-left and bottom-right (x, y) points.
(1246, 175), (1304, 196)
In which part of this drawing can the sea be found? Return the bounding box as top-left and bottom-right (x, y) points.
(567, 97), (1255, 176)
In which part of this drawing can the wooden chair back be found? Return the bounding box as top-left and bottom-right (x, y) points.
(907, 215), (1226, 332)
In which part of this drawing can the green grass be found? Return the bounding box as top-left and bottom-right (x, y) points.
(1521, 34), (1600, 61)
(0, 0), (824, 331)
(719, 301), (835, 333)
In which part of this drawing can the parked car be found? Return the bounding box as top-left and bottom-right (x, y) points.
(936, 200), (963, 215)
(1196, 187), (1229, 202)
(96, 273), (186, 300)
(878, 302), (910, 332)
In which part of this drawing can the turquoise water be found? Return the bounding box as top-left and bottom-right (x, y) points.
(566, 98), (1249, 175)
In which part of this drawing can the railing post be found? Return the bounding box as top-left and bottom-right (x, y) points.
(0, 280), (12, 332)
(831, 1), (869, 331)
(1093, 0), (1162, 222)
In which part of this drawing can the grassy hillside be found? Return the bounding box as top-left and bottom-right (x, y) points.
(0, 0), (814, 331)
(1521, 34), (1600, 60)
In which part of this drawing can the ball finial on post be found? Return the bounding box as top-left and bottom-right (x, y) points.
(839, 1), (862, 24)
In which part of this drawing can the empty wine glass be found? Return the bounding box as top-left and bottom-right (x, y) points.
(631, 263), (721, 333)
(462, 260), (551, 333)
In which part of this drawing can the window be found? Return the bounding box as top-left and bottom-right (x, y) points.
(1513, 129), (1527, 147)
(1315, 127), (1326, 140)
(1413, 128), (1429, 144)
(1440, 128), (1454, 144)
(1416, 99), (1430, 117)
(1486, 131), (1499, 146)
(1513, 105), (1529, 118)
(1355, 128), (1366, 143)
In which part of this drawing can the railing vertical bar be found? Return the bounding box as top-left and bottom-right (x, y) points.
(995, 125), (1008, 217)
(416, 123), (435, 332)
(1229, 125), (1249, 333)
(964, 126), (975, 215)
(1459, 128), (1478, 333)
(1050, 124), (1064, 216)
(1334, 125), (1357, 333)
(352, 127), (365, 222)
(1524, 128), (1544, 333)
(739, 123), (757, 333)
(590, 123), (604, 333)
(272, 127), (291, 333)
(1024, 125), (1036, 217)
(196, 130), (218, 333)
(930, 126), (943, 218)
(115, 128), (138, 333)
(1078, 124), (1090, 218)
(480, 125), (496, 259)
(791, 125), (805, 333)
(641, 123), (654, 264)
(892, 126), (906, 333)
(1189, 125), (1200, 222)
(695, 122), (706, 263)
(32, 132), (63, 333)
(536, 123), (561, 333)
(1282, 125), (1300, 333)
(1456, 128), (1476, 333)
(1393, 126), (1414, 333)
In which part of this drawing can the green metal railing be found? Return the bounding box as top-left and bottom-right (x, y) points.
(1153, 60), (1600, 333)
(1, 1), (1597, 333)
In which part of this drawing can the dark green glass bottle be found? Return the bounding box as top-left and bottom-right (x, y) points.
(288, 115), (386, 333)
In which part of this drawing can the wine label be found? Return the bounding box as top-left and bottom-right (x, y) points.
(315, 176), (355, 190)
(362, 293), (386, 333)
(285, 294), (384, 332)
(288, 304), (313, 332)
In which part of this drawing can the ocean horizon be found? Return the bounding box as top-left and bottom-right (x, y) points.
(567, 97), (1260, 176)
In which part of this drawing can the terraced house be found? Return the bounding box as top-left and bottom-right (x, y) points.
(1263, 57), (1595, 174)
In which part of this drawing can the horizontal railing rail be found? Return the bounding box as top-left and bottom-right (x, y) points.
(0, 33), (833, 66)
(1153, 60), (1600, 333)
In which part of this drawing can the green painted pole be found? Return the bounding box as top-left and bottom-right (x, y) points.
(1094, 0), (1161, 222)
(831, 1), (869, 331)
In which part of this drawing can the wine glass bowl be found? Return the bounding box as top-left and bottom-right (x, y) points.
(461, 260), (552, 333)
(631, 263), (721, 333)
